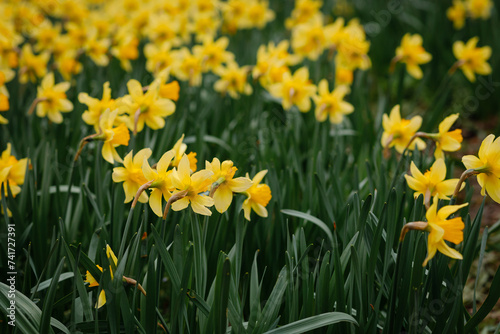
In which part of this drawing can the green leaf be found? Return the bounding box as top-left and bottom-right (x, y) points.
(263, 312), (358, 334)
(40, 257), (66, 334)
(281, 209), (334, 247)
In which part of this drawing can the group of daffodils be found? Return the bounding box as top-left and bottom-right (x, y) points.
(382, 105), (500, 266)
(111, 134), (272, 221)
(447, 0), (493, 29)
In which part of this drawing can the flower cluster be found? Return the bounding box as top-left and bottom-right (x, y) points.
(112, 134), (272, 221)
(447, 0), (494, 29)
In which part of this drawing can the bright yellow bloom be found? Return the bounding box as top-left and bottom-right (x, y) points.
(214, 62), (253, 99)
(205, 158), (252, 213)
(0, 68), (15, 123)
(313, 79), (353, 123)
(171, 48), (204, 87)
(159, 81), (180, 101)
(268, 67), (316, 112)
(111, 34), (139, 72)
(252, 40), (301, 87)
(246, 0), (275, 29)
(422, 200), (467, 266)
(335, 20), (371, 70)
(381, 105), (426, 154)
(171, 155), (214, 216)
(462, 134), (500, 203)
(98, 109), (130, 164)
(285, 0), (323, 29)
(447, 0), (466, 29)
(18, 44), (50, 84)
(144, 13), (182, 46)
(394, 34), (432, 79)
(189, 13), (221, 42)
(432, 114), (463, 159)
(84, 28), (111, 67)
(144, 42), (174, 75)
(242, 170), (272, 221)
(0, 143), (28, 198)
(31, 19), (61, 53)
(79, 82), (117, 132)
(466, 0), (493, 19)
(452, 37), (491, 82)
(193, 37), (234, 73)
(55, 50), (82, 81)
(119, 79), (176, 133)
(84, 245), (118, 308)
(324, 17), (345, 49)
(221, 0), (248, 32)
(142, 150), (176, 217)
(36, 72), (73, 124)
(113, 148), (152, 203)
(291, 21), (327, 60)
(404, 159), (462, 205)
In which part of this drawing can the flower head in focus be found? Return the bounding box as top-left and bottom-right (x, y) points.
(113, 148), (152, 203)
(79, 82), (117, 131)
(242, 169), (272, 221)
(462, 134), (500, 203)
(432, 114), (463, 159)
(142, 150), (176, 217)
(98, 109), (130, 164)
(381, 105), (426, 154)
(206, 158), (252, 213)
(268, 67), (316, 112)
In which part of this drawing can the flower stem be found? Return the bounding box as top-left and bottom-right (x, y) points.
(450, 169), (480, 205)
(27, 97), (48, 116)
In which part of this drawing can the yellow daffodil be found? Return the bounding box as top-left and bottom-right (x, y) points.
(291, 21), (326, 60)
(242, 170), (272, 221)
(171, 155), (214, 216)
(111, 34), (139, 72)
(113, 148), (152, 203)
(335, 19), (371, 71)
(246, 0), (275, 29)
(35, 72), (73, 124)
(97, 109), (130, 164)
(268, 67), (316, 112)
(171, 48), (204, 87)
(84, 245), (118, 308)
(142, 150), (176, 217)
(324, 17), (345, 49)
(79, 82), (117, 132)
(205, 158), (252, 213)
(285, 0), (323, 29)
(189, 12), (221, 43)
(18, 44), (50, 84)
(447, 0), (467, 29)
(252, 40), (301, 87)
(56, 50), (83, 81)
(145, 13), (182, 46)
(221, 0), (248, 33)
(31, 19), (62, 53)
(119, 79), (176, 133)
(144, 42), (174, 74)
(0, 143), (28, 198)
(84, 28), (111, 67)
(452, 37), (491, 82)
(393, 33), (432, 79)
(432, 114), (463, 159)
(462, 134), (500, 203)
(422, 200), (468, 266)
(381, 105), (426, 154)
(404, 159), (462, 205)
(193, 37), (234, 73)
(0, 68), (15, 124)
(214, 62), (253, 99)
(313, 79), (353, 123)
(466, 0), (493, 19)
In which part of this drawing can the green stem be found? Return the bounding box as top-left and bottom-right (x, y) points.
(118, 205), (135, 260)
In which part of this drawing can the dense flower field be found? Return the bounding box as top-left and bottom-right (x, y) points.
(0, 0), (500, 333)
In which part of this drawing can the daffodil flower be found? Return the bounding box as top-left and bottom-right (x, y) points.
(447, 0), (466, 30)
(84, 245), (118, 309)
(452, 37), (491, 82)
(213, 62), (253, 99)
(112, 148), (152, 203)
(432, 114), (463, 159)
(170, 155), (214, 216)
(0, 143), (28, 198)
(404, 159), (462, 206)
(170, 134), (197, 172)
(381, 105), (426, 154)
(35, 72), (73, 124)
(422, 200), (468, 266)
(242, 170), (272, 221)
(79, 82), (117, 132)
(392, 33), (432, 79)
(268, 67), (316, 112)
(462, 134), (500, 203)
(312, 79), (353, 124)
(466, 0), (493, 19)
(98, 109), (130, 164)
(205, 158), (252, 213)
